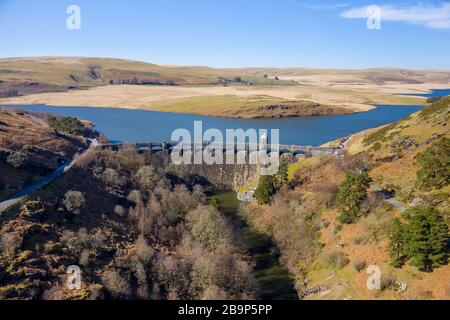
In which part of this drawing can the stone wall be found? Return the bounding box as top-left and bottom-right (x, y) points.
(143, 151), (297, 191)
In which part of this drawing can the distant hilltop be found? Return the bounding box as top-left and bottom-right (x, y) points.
(1, 56), (450, 97)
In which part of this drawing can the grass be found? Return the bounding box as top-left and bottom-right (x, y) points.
(0, 57), (293, 87)
(238, 181), (258, 194)
(287, 158), (320, 181)
(149, 94), (330, 118)
(419, 96), (450, 119)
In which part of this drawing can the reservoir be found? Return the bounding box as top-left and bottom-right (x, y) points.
(4, 104), (423, 146)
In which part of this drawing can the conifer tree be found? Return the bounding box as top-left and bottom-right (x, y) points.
(337, 172), (371, 224)
(254, 175), (275, 205)
(388, 219), (406, 268)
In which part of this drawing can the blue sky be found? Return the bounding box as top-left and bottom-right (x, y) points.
(0, 0), (449, 69)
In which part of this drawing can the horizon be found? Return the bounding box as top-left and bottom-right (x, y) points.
(1, 0), (450, 69)
(2, 55), (450, 72)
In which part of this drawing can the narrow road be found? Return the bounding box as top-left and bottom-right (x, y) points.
(340, 136), (408, 212)
(370, 185), (407, 212)
(0, 161), (74, 212)
(0, 141), (98, 213)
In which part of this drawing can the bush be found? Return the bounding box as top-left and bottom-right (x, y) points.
(60, 228), (105, 258)
(134, 165), (160, 192)
(63, 190), (86, 215)
(187, 207), (231, 250)
(127, 190), (143, 205)
(254, 175), (275, 205)
(101, 269), (132, 299)
(352, 260), (367, 272)
(320, 250), (349, 269)
(114, 205), (126, 217)
(154, 254), (192, 299)
(426, 96), (442, 103)
(101, 168), (127, 189)
(135, 235), (154, 263)
(48, 116), (84, 136)
(416, 137), (450, 190)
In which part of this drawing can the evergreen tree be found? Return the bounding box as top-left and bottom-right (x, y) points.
(402, 207), (449, 272)
(336, 172), (371, 224)
(404, 208), (432, 271)
(274, 162), (289, 189)
(254, 175), (275, 205)
(427, 208), (449, 269)
(388, 219), (406, 268)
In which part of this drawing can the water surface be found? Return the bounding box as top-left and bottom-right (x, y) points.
(4, 104), (423, 146)
(399, 88), (450, 98)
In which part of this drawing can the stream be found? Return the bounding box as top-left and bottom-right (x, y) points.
(210, 191), (297, 300)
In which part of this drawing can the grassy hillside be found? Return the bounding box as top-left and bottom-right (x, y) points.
(149, 95), (351, 118)
(0, 109), (91, 201)
(242, 97), (449, 300)
(0, 57), (292, 97)
(348, 96), (450, 206)
(235, 67), (450, 86)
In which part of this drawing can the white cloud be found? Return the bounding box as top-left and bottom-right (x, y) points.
(341, 3), (450, 29)
(299, 2), (350, 11)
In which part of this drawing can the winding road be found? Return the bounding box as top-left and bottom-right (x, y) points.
(370, 185), (407, 212)
(0, 161), (75, 212)
(341, 135), (408, 212)
(0, 139), (98, 213)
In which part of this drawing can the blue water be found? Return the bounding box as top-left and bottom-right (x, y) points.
(3, 104), (423, 146)
(399, 88), (450, 98)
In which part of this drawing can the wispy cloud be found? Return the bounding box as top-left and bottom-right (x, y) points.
(341, 3), (450, 29)
(299, 2), (350, 11)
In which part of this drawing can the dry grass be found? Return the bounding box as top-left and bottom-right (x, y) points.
(1, 83), (427, 118)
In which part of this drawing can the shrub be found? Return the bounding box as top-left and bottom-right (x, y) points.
(60, 228), (105, 258)
(320, 250), (349, 269)
(416, 137), (450, 190)
(426, 96), (442, 104)
(74, 149), (96, 169)
(352, 260), (367, 272)
(48, 116), (84, 136)
(101, 168), (127, 189)
(114, 205), (126, 217)
(160, 185), (199, 219)
(154, 254), (192, 299)
(127, 190), (143, 205)
(188, 207), (231, 250)
(254, 175), (275, 205)
(101, 269), (132, 299)
(134, 165), (160, 192)
(63, 190), (86, 215)
(135, 235), (154, 263)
